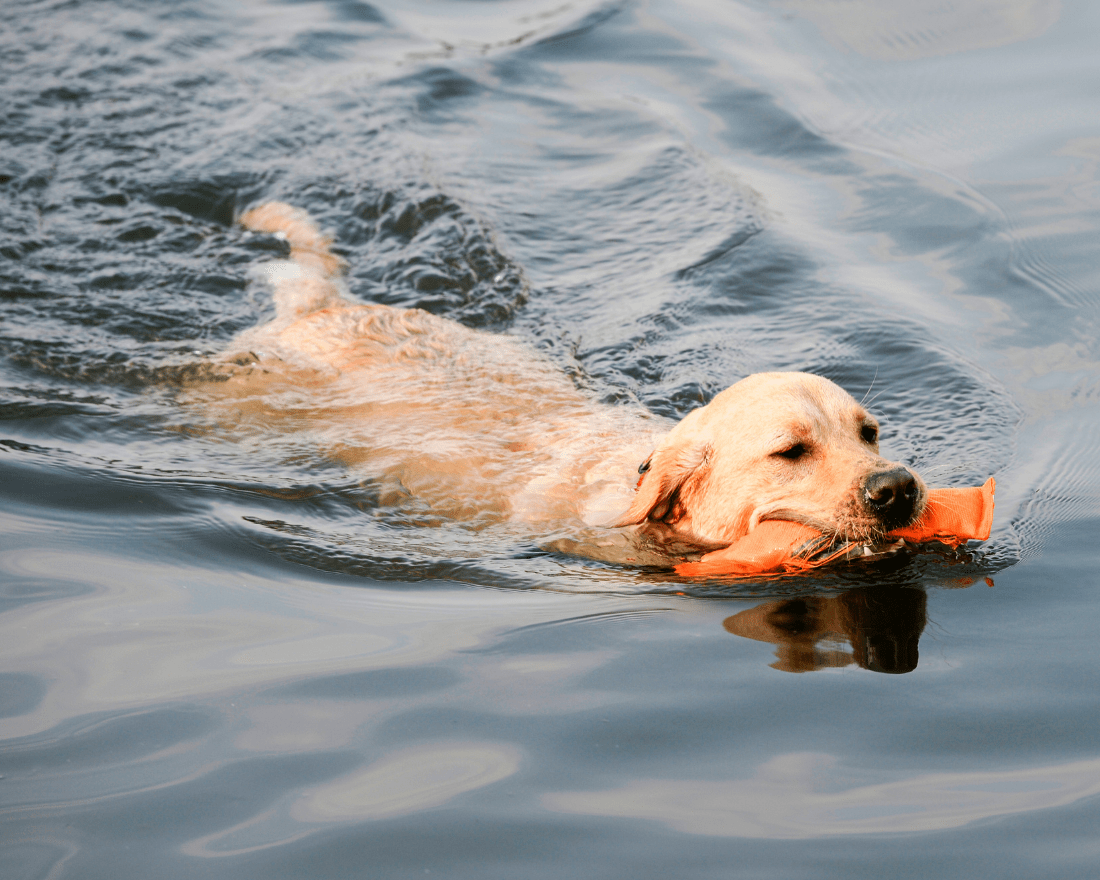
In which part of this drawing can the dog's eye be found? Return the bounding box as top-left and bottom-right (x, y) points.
(861, 424), (879, 444)
(775, 443), (808, 461)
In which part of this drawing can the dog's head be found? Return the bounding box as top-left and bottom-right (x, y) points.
(619, 372), (925, 547)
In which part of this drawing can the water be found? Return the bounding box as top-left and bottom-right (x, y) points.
(3, 0), (1100, 876)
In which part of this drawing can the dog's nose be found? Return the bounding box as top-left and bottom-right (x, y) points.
(863, 467), (920, 528)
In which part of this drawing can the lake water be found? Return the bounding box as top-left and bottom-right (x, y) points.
(4, 0), (1100, 877)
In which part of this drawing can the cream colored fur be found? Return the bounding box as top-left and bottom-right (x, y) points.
(204, 202), (925, 555)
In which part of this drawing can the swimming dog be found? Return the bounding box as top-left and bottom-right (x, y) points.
(208, 202), (925, 557)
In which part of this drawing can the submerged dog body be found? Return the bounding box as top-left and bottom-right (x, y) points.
(206, 202), (925, 556)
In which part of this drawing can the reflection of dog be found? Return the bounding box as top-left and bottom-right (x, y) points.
(223, 202), (926, 553)
(723, 587), (927, 673)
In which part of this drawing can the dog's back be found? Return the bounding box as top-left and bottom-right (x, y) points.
(196, 203), (666, 531)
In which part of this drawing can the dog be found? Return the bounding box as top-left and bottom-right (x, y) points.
(202, 202), (926, 561)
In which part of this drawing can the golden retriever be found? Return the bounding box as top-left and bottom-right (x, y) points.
(206, 202), (925, 560)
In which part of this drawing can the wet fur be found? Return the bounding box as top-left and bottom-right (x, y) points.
(215, 202), (925, 554)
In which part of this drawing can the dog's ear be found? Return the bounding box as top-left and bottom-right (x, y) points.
(617, 442), (711, 526)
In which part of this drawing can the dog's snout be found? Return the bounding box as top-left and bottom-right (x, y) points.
(863, 467), (920, 528)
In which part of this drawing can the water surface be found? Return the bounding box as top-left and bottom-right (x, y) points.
(4, 0), (1100, 877)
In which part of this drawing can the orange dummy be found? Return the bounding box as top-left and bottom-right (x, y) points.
(675, 478), (995, 578)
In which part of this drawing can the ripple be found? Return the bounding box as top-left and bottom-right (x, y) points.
(182, 741), (522, 856)
(546, 751), (1100, 838)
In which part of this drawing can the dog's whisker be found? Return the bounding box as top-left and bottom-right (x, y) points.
(912, 462), (950, 473)
(913, 464), (964, 478)
(859, 367), (879, 407)
(861, 387), (889, 412)
(921, 496), (962, 514)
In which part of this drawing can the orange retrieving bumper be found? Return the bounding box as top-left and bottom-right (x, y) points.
(675, 477), (995, 578)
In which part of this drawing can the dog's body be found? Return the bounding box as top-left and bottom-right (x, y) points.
(204, 202), (925, 557)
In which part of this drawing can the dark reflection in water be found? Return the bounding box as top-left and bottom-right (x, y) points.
(724, 586), (927, 674)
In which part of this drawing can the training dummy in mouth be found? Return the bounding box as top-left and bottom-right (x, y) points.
(675, 478), (995, 578)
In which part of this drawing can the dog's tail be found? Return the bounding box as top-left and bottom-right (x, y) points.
(239, 202), (347, 279)
(239, 202), (348, 321)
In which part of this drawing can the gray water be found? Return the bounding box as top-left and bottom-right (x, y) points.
(4, 0), (1100, 877)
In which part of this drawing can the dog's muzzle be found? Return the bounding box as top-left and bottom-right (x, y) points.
(863, 467), (921, 529)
